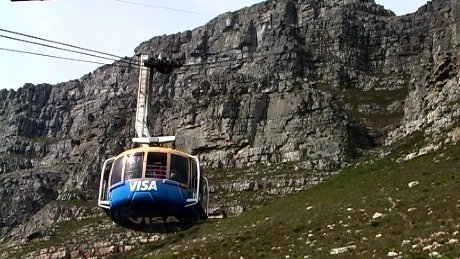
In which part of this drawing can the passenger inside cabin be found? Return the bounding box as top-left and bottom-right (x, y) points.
(146, 152), (167, 179)
(152, 162), (166, 178)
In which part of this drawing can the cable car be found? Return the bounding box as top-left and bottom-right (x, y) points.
(98, 138), (209, 232)
(97, 53), (209, 232)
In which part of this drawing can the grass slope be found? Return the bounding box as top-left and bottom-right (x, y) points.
(122, 135), (460, 258)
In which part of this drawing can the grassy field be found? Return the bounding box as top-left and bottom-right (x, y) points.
(341, 86), (408, 132)
(119, 133), (460, 258)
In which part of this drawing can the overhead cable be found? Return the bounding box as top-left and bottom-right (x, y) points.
(0, 34), (121, 62)
(0, 28), (125, 60)
(0, 34), (140, 67)
(0, 47), (138, 69)
(111, 0), (213, 16)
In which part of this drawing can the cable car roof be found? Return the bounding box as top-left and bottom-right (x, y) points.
(114, 146), (191, 159)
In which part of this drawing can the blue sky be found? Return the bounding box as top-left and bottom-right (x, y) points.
(0, 0), (428, 90)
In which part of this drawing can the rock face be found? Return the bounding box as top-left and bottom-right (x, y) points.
(386, 0), (460, 144)
(0, 0), (459, 241)
(0, 67), (140, 237)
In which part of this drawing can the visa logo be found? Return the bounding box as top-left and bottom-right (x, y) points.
(129, 216), (180, 224)
(129, 180), (157, 192)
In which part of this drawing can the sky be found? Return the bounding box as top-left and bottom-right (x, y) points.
(0, 0), (428, 90)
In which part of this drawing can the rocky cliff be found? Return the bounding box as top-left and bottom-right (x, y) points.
(0, 0), (459, 250)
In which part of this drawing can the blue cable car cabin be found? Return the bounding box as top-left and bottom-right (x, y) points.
(98, 146), (209, 233)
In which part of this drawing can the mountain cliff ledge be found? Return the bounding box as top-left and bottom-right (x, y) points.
(0, 0), (459, 255)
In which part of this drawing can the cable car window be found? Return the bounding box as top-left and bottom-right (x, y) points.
(110, 157), (124, 186)
(170, 154), (189, 185)
(124, 153), (143, 179)
(191, 161), (197, 190)
(146, 152), (167, 178)
(101, 159), (112, 200)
